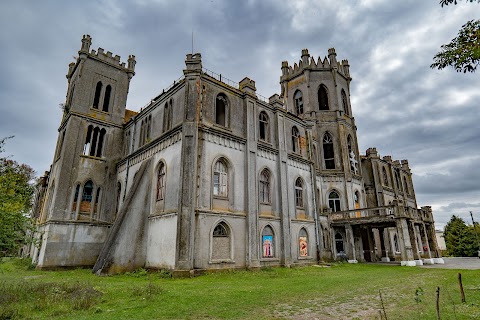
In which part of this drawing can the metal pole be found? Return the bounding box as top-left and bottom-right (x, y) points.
(470, 211), (480, 258)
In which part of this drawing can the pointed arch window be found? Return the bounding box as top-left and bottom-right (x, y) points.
(115, 182), (121, 218)
(394, 170), (401, 191)
(213, 160), (228, 197)
(262, 226), (274, 258)
(83, 125), (106, 157)
(299, 228), (308, 257)
(259, 111), (269, 142)
(216, 94), (228, 126)
(93, 81), (102, 109)
(341, 89), (349, 116)
(383, 167), (389, 186)
(318, 85), (329, 110)
(295, 178), (303, 208)
(72, 184), (80, 212)
(212, 222), (231, 260)
(156, 162), (166, 201)
(80, 180), (94, 214)
(292, 126), (300, 153)
(323, 132), (335, 169)
(294, 90), (303, 115)
(163, 101), (171, 132)
(403, 176), (410, 195)
(102, 85), (111, 112)
(328, 190), (341, 212)
(259, 169), (271, 204)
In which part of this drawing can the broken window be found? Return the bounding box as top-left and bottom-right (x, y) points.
(259, 111), (269, 142)
(83, 125), (106, 157)
(292, 126), (300, 153)
(213, 159), (228, 197)
(295, 178), (303, 208)
(102, 85), (111, 112)
(80, 180), (94, 214)
(294, 90), (303, 115)
(93, 81), (102, 109)
(328, 190), (341, 212)
(323, 132), (335, 169)
(259, 169), (271, 204)
(215, 94), (227, 126)
(318, 85), (329, 110)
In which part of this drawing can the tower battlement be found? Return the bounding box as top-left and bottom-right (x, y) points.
(280, 48), (351, 80)
(77, 34), (136, 73)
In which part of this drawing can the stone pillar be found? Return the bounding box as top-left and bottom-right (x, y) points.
(396, 218), (415, 266)
(422, 223), (435, 265)
(410, 222), (423, 265)
(276, 112), (292, 267)
(345, 224), (357, 263)
(243, 90), (260, 268)
(381, 228), (391, 262)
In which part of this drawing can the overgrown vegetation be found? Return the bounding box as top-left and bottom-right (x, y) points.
(1, 258), (479, 319)
(0, 137), (36, 258)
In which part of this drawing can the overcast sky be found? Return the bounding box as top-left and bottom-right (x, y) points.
(0, 0), (479, 229)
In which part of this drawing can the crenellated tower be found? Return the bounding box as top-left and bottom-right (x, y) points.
(34, 35), (135, 269)
(280, 48), (362, 216)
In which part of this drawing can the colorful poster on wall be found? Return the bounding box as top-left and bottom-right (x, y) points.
(262, 235), (273, 257)
(299, 236), (308, 257)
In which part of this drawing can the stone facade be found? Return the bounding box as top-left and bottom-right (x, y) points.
(29, 35), (443, 273)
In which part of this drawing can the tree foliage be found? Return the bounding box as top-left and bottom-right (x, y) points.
(431, 19), (480, 73)
(443, 215), (479, 257)
(431, 1), (480, 73)
(0, 137), (36, 257)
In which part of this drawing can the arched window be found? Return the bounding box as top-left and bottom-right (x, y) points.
(294, 90), (303, 115)
(259, 169), (271, 204)
(323, 132), (335, 169)
(292, 126), (300, 153)
(80, 180), (94, 215)
(394, 170), (401, 191)
(213, 160), (228, 197)
(93, 81), (102, 109)
(83, 125), (106, 157)
(216, 94), (228, 126)
(259, 111), (269, 142)
(115, 182), (121, 217)
(341, 89), (349, 116)
(383, 167), (389, 186)
(262, 226), (274, 258)
(295, 178), (303, 208)
(212, 222), (231, 260)
(347, 135), (357, 173)
(403, 176), (409, 195)
(335, 233), (344, 253)
(163, 101), (170, 132)
(147, 115), (152, 142)
(299, 228), (308, 257)
(156, 162), (166, 201)
(102, 85), (111, 112)
(318, 85), (329, 110)
(93, 187), (101, 218)
(72, 184), (80, 212)
(328, 190), (341, 212)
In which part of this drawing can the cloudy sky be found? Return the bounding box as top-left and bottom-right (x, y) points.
(0, 0), (479, 229)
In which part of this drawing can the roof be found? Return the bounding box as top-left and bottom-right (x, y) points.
(124, 109), (138, 123)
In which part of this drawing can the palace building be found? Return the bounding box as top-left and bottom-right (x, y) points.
(29, 35), (443, 274)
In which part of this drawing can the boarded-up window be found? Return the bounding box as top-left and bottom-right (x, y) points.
(299, 228), (308, 257)
(262, 226), (274, 258)
(212, 222), (231, 260)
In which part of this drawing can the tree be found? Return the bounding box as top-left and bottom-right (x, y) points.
(443, 215), (479, 256)
(0, 137), (36, 257)
(431, 1), (480, 73)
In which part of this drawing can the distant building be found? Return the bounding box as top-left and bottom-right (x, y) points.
(436, 230), (447, 251)
(29, 35), (443, 274)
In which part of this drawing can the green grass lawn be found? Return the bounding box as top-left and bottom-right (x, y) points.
(1, 259), (479, 319)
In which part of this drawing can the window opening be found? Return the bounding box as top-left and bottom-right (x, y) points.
(102, 85), (111, 112)
(295, 178), (303, 208)
(299, 228), (308, 257)
(213, 160), (228, 197)
(335, 233), (344, 253)
(216, 94), (227, 126)
(323, 132), (335, 169)
(292, 126), (300, 153)
(259, 169), (271, 204)
(259, 112), (269, 142)
(328, 190), (341, 212)
(341, 89), (349, 115)
(318, 85), (329, 110)
(294, 90), (303, 115)
(157, 162), (166, 201)
(262, 226), (274, 258)
(93, 81), (102, 109)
